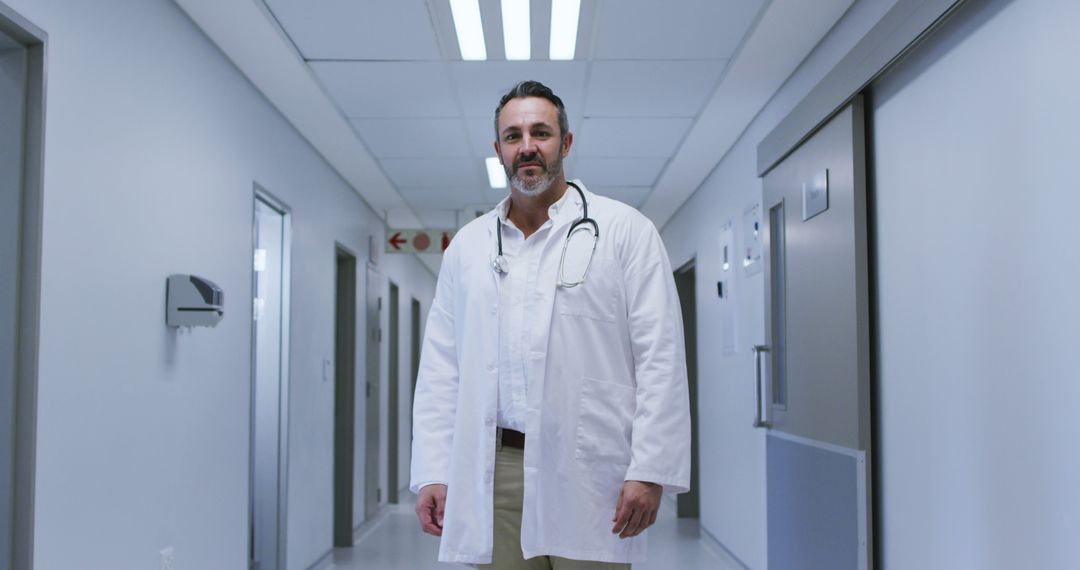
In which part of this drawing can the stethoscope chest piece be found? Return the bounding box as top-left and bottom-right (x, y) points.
(492, 254), (509, 275)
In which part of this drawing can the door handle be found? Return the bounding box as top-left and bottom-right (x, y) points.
(752, 345), (771, 428)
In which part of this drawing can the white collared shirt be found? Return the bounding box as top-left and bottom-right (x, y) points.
(494, 189), (575, 432)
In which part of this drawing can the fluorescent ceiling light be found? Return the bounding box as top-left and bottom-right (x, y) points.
(450, 0), (487, 61)
(486, 157), (508, 188)
(549, 0), (580, 60)
(502, 0), (531, 60)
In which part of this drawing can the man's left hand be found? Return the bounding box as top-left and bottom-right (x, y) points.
(611, 480), (662, 539)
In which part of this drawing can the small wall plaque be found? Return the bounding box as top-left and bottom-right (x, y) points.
(802, 169), (829, 221)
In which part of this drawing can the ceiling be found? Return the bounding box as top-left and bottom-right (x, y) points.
(173, 0), (856, 274)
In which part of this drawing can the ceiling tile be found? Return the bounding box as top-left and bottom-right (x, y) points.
(265, 0), (443, 60)
(589, 186), (654, 208)
(584, 61), (727, 117)
(590, 0), (766, 60)
(381, 158), (486, 188)
(450, 61), (589, 118)
(310, 62), (459, 118)
(353, 118), (473, 158)
(467, 118), (499, 157)
(573, 157), (667, 187)
(574, 118), (693, 157)
(399, 186), (489, 210)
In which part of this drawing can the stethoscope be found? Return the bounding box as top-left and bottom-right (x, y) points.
(492, 181), (599, 288)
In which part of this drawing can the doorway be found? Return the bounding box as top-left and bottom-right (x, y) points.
(759, 97), (872, 569)
(0, 6), (45, 568)
(363, 266), (382, 520)
(386, 282), (400, 504)
(249, 191), (292, 570)
(410, 298), (420, 402)
(333, 247), (357, 547)
(673, 261), (700, 518)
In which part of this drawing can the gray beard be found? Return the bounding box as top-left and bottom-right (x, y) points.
(508, 161), (561, 197)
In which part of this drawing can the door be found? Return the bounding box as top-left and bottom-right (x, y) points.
(250, 194), (291, 570)
(363, 266), (382, 520)
(387, 282), (400, 504)
(0, 12), (44, 568)
(0, 27), (25, 569)
(673, 261), (700, 518)
(333, 248), (357, 546)
(758, 98), (872, 569)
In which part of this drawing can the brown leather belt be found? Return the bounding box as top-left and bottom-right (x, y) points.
(500, 428), (526, 449)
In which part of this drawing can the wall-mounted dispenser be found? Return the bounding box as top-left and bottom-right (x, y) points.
(166, 274), (224, 327)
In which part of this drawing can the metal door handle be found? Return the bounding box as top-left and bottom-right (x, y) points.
(752, 345), (771, 428)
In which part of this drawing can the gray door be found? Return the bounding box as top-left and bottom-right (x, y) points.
(758, 98), (872, 569)
(333, 248), (357, 546)
(0, 29), (26, 569)
(364, 266), (382, 520)
(387, 282), (400, 504)
(250, 195), (290, 570)
(673, 261), (699, 518)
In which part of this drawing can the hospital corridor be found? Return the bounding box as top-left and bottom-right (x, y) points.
(2, 0), (1078, 568)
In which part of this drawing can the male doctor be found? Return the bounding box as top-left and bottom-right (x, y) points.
(411, 80), (690, 569)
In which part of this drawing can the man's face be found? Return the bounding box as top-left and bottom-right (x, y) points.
(494, 97), (573, 197)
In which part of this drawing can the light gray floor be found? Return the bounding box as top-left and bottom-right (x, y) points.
(317, 493), (743, 569)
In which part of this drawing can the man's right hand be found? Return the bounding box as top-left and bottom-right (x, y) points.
(415, 484), (448, 536)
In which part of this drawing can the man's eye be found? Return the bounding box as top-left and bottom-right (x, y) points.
(504, 134), (519, 141)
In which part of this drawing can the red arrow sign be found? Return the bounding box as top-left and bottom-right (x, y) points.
(388, 232), (406, 251)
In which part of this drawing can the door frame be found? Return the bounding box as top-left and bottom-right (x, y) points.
(0, 4), (46, 568)
(248, 186), (293, 570)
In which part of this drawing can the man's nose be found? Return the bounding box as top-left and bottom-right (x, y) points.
(519, 134), (538, 154)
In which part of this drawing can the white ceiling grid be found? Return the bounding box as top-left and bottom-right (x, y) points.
(263, 0), (767, 219)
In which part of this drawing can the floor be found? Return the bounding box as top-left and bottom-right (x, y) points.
(316, 493), (744, 569)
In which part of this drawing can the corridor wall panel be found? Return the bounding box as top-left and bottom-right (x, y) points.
(871, 0), (1080, 566)
(0, 0), (436, 567)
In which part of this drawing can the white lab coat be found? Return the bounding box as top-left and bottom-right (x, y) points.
(410, 181), (690, 564)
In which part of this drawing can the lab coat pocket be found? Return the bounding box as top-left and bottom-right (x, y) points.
(575, 377), (636, 465)
(556, 256), (617, 323)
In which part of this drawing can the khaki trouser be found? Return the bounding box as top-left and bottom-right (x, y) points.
(475, 446), (631, 570)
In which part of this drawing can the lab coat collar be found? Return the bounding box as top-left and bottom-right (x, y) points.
(491, 179), (590, 229)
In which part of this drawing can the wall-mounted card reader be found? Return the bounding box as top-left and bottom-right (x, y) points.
(166, 274), (224, 327)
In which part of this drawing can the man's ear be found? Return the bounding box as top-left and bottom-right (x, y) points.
(493, 141), (504, 164)
(562, 131), (574, 157)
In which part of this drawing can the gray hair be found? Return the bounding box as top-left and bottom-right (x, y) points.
(493, 80), (570, 140)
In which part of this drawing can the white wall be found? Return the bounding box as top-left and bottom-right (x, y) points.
(660, 0), (896, 567)
(375, 255), (433, 519)
(871, 0), (1080, 566)
(0, 0), (437, 568)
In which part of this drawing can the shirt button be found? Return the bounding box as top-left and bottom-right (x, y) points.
(487, 363), (496, 372)
(485, 417), (494, 426)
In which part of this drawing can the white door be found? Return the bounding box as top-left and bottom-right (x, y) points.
(759, 98), (873, 569)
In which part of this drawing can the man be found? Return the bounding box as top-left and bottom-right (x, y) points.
(410, 80), (690, 569)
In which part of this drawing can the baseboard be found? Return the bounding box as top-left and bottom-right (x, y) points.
(700, 526), (753, 570)
(304, 547), (335, 570)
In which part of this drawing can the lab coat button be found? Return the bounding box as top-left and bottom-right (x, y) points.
(485, 417), (494, 426)
(484, 472), (493, 483)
